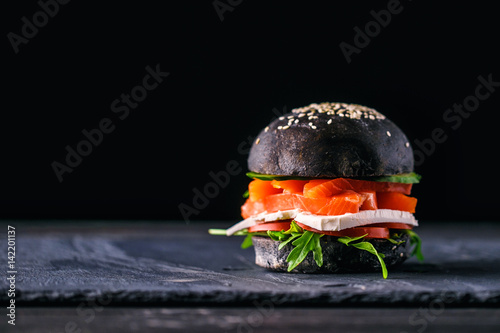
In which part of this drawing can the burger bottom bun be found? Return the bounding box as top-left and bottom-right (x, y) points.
(252, 233), (410, 273)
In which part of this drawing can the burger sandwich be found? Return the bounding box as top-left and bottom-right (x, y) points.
(210, 102), (423, 278)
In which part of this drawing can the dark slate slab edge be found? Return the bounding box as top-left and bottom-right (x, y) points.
(3, 221), (500, 307)
(4, 288), (500, 307)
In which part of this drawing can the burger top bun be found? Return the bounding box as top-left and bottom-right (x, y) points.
(248, 102), (414, 178)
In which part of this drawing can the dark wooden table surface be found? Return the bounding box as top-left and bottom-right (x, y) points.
(1, 220), (500, 332)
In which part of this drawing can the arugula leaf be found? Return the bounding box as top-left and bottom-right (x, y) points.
(278, 221), (304, 250)
(278, 232), (301, 250)
(208, 228), (228, 235)
(337, 234), (388, 279)
(285, 220), (303, 234)
(350, 242), (388, 279)
(240, 234), (254, 249)
(337, 234), (367, 245)
(311, 233), (323, 268)
(286, 231), (324, 272)
(368, 172), (422, 184)
(267, 220), (304, 246)
(246, 172), (311, 181)
(208, 228), (270, 249)
(267, 230), (289, 242)
(208, 229), (250, 236)
(286, 232), (314, 271)
(404, 229), (424, 261)
(246, 171), (421, 183)
(387, 237), (405, 245)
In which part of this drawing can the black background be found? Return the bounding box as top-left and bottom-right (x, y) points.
(2, 1), (499, 222)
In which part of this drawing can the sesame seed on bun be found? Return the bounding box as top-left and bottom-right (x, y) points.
(248, 102), (413, 178)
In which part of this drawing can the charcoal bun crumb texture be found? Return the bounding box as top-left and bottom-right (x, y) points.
(253, 233), (410, 273)
(248, 102), (414, 178)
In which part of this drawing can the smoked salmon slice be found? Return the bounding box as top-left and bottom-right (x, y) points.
(248, 179), (282, 202)
(359, 190), (378, 210)
(241, 191), (363, 219)
(295, 190), (362, 215)
(242, 178), (417, 219)
(271, 179), (308, 194)
(303, 178), (353, 198)
(264, 193), (296, 212)
(377, 192), (417, 213)
(303, 178), (412, 198)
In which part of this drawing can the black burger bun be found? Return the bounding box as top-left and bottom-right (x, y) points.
(253, 233), (410, 273)
(248, 102), (414, 178)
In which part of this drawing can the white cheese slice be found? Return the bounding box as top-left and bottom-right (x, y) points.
(225, 210), (298, 236)
(226, 209), (417, 236)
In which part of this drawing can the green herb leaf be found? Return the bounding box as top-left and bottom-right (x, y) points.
(285, 220), (303, 234)
(311, 233), (323, 268)
(246, 172), (311, 181)
(267, 230), (289, 242)
(337, 234), (388, 279)
(246, 171), (422, 184)
(350, 241), (388, 279)
(287, 232), (314, 271)
(369, 172), (422, 184)
(405, 229), (424, 261)
(388, 237), (405, 245)
(337, 234), (368, 245)
(286, 231), (323, 272)
(268, 220), (305, 248)
(278, 232), (301, 250)
(240, 234), (254, 249)
(208, 229), (249, 236)
(208, 228), (228, 235)
(242, 190), (249, 198)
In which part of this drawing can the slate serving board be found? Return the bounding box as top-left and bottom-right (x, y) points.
(1, 221), (500, 306)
